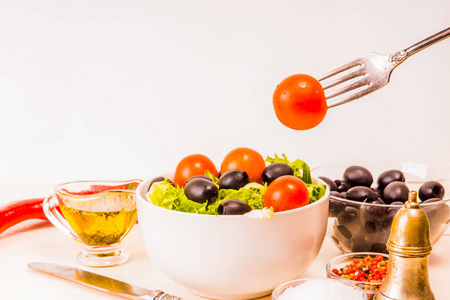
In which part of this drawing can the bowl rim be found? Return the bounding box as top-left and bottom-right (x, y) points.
(136, 175), (330, 218)
(325, 252), (389, 286)
(54, 179), (143, 199)
(311, 160), (450, 207)
(328, 195), (450, 208)
(312, 159), (450, 174)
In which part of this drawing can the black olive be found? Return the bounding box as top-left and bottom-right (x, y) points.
(360, 197), (388, 244)
(346, 186), (377, 202)
(184, 178), (218, 205)
(218, 169), (250, 190)
(319, 176), (338, 191)
(262, 163), (293, 185)
(390, 201), (405, 205)
(217, 199), (252, 215)
(370, 243), (388, 254)
(328, 197), (345, 217)
(330, 236), (341, 248)
(422, 198), (443, 204)
(418, 181), (445, 201)
(371, 187), (382, 198)
(336, 206), (362, 239)
(331, 225), (352, 250)
(377, 169), (405, 191)
(330, 190), (340, 197)
(364, 225), (391, 254)
(185, 175), (212, 185)
(343, 166), (373, 187)
(362, 196), (388, 217)
(388, 201), (405, 213)
(369, 227), (391, 254)
(148, 176), (174, 192)
(383, 181), (409, 204)
(330, 191), (344, 198)
(364, 220), (378, 234)
(351, 239), (370, 252)
(337, 181), (351, 193)
(337, 206), (360, 226)
(336, 225), (352, 239)
(384, 204), (401, 228)
(363, 196), (386, 205)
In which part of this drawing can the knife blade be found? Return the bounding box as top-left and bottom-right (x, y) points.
(28, 262), (182, 300)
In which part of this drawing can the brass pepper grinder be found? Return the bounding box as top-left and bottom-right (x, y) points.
(376, 191), (435, 300)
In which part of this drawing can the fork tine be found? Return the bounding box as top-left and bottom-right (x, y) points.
(327, 89), (369, 108)
(327, 85), (375, 108)
(320, 68), (365, 90)
(327, 78), (388, 108)
(325, 77), (369, 99)
(317, 58), (363, 81)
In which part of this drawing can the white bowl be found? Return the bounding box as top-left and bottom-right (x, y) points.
(136, 176), (330, 300)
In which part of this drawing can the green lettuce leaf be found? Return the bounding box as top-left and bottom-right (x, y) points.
(266, 153), (326, 203)
(204, 170), (219, 185)
(147, 155), (326, 214)
(147, 179), (208, 214)
(205, 183), (267, 215)
(147, 178), (267, 215)
(265, 153), (312, 184)
(307, 183), (327, 204)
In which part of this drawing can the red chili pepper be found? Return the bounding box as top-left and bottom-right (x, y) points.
(0, 198), (48, 236)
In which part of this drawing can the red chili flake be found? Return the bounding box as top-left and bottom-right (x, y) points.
(335, 255), (389, 292)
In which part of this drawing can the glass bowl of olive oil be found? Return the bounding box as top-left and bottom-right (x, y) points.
(43, 179), (141, 267)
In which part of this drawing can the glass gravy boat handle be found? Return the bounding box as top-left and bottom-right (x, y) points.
(43, 195), (82, 243)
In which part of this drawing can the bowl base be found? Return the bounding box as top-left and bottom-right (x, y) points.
(188, 288), (272, 300)
(77, 245), (129, 267)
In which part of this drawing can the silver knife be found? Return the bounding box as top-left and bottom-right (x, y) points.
(28, 262), (182, 300)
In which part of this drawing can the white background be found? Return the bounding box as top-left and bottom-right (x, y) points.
(1, 0), (449, 185)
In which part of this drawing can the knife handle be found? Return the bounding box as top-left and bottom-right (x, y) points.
(145, 291), (182, 300)
(156, 294), (183, 300)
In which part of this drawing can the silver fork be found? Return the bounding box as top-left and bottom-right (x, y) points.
(319, 27), (450, 108)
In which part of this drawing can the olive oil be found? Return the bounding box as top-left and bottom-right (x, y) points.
(60, 204), (137, 246)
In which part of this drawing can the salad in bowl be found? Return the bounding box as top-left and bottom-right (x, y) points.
(146, 148), (327, 216)
(136, 147), (330, 299)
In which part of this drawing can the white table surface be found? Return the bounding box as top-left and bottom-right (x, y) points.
(1, 184), (449, 300)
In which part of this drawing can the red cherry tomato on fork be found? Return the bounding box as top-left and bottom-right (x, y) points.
(273, 74), (327, 130)
(173, 154), (218, 187)
(263, 175), (309, 212)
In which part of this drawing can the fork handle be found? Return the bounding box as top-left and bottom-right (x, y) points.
(390, 27), (450, 65)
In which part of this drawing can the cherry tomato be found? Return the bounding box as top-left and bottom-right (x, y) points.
(273, 74), (327, 130)
(173, 154), (218, 187)
(263, 175), (309, 212)
(220, 147), (266, 183)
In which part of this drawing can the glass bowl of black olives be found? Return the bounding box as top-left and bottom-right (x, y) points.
(312, 161), (450, 254)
